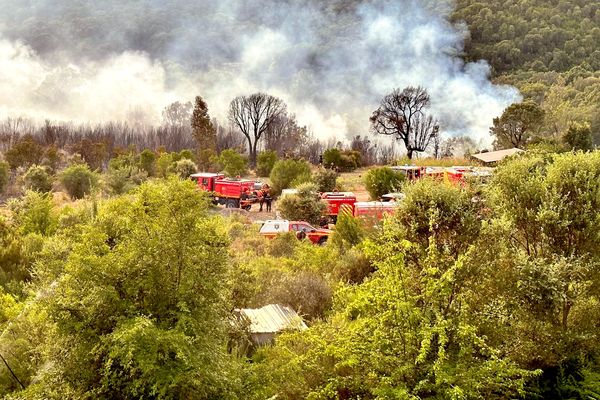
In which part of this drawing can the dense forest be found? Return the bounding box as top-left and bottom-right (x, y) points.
(0, 151), (599, 398)
(0, 0), (598, 399)
(453, 0), (600, 143)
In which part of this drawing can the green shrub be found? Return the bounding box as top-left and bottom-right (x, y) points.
(364, 167), (405, 199)
(59, 164), (99, 199)
(270, 159), (312, 196)
(277, 183), (326, 225)
(23, 165), (53, 193)
(218, 149), (248, 177)
(8, 190), (57, 236)
(197, 148), (218, 172)
(156, 152), (174, 178)
(312, 168), (338, 192)
(138, 149), (156, 176)
(174, 159), (197, 179)
(332, 211), (365, 249)
(104, 167), (147, 195)
(562, 122), (593, 151)
(0, 161), (9, 193)
(108, 152), (138, 171)
(323, 148), (361, 171)
(173, 149), (195, 163)
(5, 136), (44, 170)
(257, 151), (278, 177)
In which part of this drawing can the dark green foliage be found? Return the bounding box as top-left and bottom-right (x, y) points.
(176, 149), (195, 162)
(331, 211), (365, 249)
(322, 148), (361, 171)
(173, 158), (197, 179)
(71, 139), (108, 170)
(191, 96), (217, 152)
(197, 148), (218, 171)
(0, 161), (9, 193)
(269, 159), (312, 196)
(0, 217), (30, 291)
(490, 101), (545, 149)
(5, 136), (44, 170)
(312, 168), (338, 192)
(13, 179), (240, 398)
(23, 165), (53, 193)
(562, 122), (594, 151)
(277, 183), (326, 225)
(8, 190), (57, 237)
(138, 149), (157, 176)
(218, 149), (248, 177)
(156, 151), (175, 178)
(363, 166), (405, 200)
(59, 164), (98, 199)
(399, 178), (481, 253)
(256, 150), (278, 177)
(453, 0), (600, 74)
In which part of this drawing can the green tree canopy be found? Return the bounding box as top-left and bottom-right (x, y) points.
(490, 101), (545, 149)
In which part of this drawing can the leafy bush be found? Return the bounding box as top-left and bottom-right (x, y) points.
(156, 152), (174, 178)
(399, 178), (480, 252)
(8, 191), (57, 236)
(257, 151), (278, 177)
(312, 168), (338, 192)
(59, 164), (99, 199)
(174, 159), (197, 179)
(0, 161), (9, 193)
(322, 148), (361, 171)
(4, 136), (44, 170)
(270, 159), (312, 196)
(363, 167), (405, 199)
(218, 149), (248, 177)
(277, 183), (326, 225)
(23, 165), (53, 193)
(173, 149), (195, 162)
(331, 211), (365, 249)
(562, 122), (593, 151)
(138, 149), (156, 176)
(197, 148), (218, 171)
(104, 167), (147, 195)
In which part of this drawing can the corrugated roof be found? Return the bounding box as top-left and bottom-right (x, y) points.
(471, 148), (524, 163)
(237, 304), (308, 334)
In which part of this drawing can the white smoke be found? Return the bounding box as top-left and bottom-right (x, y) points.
(0, 0), (520, 145)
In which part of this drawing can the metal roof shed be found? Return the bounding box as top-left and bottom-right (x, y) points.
(471, 148), (524, 164)
(236, 304), (307, 346)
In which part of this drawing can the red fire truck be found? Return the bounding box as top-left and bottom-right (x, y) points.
(190, 173), (256, 210)
(320, 192), (357, 222)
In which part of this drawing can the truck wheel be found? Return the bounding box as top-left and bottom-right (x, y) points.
(318, 237), (328, 246)
(296, 231), (307, 240)
(226, 199), (239, 208)
(244, 204), (252, 211)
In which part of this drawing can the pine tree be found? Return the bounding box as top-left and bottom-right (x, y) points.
(191, 96), (217, 152)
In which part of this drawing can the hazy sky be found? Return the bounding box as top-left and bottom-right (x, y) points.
(0, 0), (519, 143)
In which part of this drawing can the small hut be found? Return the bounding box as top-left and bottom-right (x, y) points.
(235, 304), (307, 346)
(471, 148), (524, 165)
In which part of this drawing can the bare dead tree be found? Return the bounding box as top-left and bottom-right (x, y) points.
(264, 114), (308, 157)
(370, 86), (439, 159)
(350, 135), (378, 166)
(411, 114), (440, 158)
(228, 93), (287, 167)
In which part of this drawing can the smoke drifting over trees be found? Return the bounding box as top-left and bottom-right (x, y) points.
(0, 0), (519, 143)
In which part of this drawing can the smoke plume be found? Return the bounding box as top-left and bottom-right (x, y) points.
(0, 0), (520, 144)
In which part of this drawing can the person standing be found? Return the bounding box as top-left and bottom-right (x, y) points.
(265, 191), (272, 212)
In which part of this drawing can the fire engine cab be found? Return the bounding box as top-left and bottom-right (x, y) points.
(190, 173), (256, 210)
